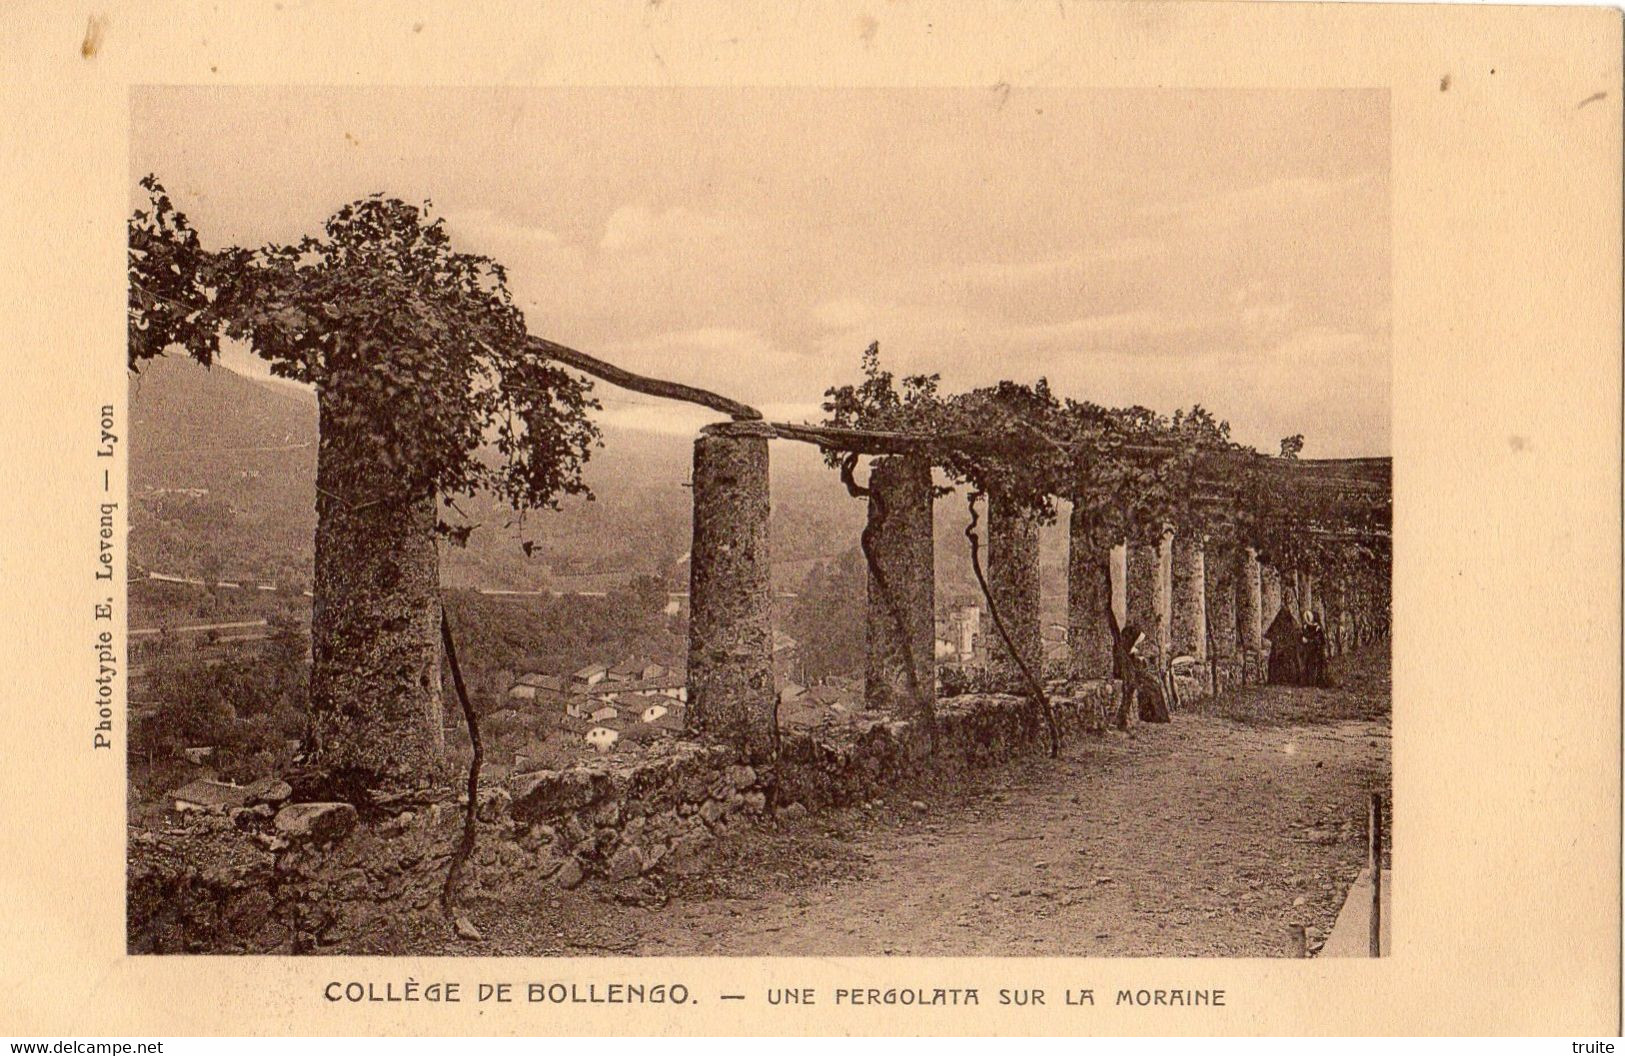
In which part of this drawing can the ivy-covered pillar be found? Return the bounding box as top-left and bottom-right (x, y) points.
(1066, 505), (1115, 681)
(987, 485), (1042, 689)
(864, 454), (936, 720)
(1237, 547), (1264, 683)
(1125, 536), (1166, 671)
(1206, 541), (1240, 690)
(687, 421), (777, 761)
(1169, 530), (1206, 663)
(1261, 562), (1284, 627)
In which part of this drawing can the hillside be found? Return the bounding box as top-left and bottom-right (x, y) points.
(128, 355), (1080, 627)
(128, 355), (871, 595)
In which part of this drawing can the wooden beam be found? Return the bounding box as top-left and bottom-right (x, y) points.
(527, 335), (763, 421)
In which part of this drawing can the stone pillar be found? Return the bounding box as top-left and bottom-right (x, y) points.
(1066, 506), (1115, 681)
(687, 422), (777, 761)
(1169, 531), (1206, 663)
(1157, 527), (1175, 663)
(1125, 538), (1166, 670)
(1206, 542), (1240, 690)
(308, 488), (443, 785)
(864, 455), (936, 720)
(1237, 547), (1264, 683)
(986, 487), (1042, 689)
(1261, 563), (1283, 627)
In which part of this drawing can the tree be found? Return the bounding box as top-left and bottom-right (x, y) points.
(785, 549), (868, 682)
(129, 178), (600, 786)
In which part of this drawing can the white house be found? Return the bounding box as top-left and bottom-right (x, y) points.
(585, 721), (623, 752)
(640, 702), (669, 723)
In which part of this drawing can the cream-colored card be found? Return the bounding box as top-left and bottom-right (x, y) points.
(0, 0), (1619, 1037)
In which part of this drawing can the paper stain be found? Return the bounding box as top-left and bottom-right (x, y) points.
(81, 14), (106, 58)
(1577, 91), (1607, 110)
(1439, 74), (1450, 92)
(856, 14), (879, 44)
(1507, 434), (1531, 453)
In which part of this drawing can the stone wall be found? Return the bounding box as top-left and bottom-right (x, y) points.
(128, 684), (1117, 954)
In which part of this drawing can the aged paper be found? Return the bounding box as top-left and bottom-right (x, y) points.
(0, 0), (1619, 1037)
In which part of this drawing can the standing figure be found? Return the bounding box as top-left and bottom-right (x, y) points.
(1265, 606), (1302, 685)
(1300, 610), (1329, 687)
(1114, 621), (1170, 728)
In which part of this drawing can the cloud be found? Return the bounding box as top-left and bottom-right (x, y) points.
(993, 309), (1212, 350)
(443, 208), (565, 255)
(946, 237), (1167, 288)
(811, 298), (873, 331)
(598, 203), (749, 257)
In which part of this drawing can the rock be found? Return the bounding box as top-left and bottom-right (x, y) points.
(742, 791), (767, 813)
(476, 787), (512, 823)
(605, 845), (644, 882)
(509, 769), (608, 824)
(589, 798), (621, 828)
(243, 778), (292, 807)
(640, 842), (669, 872)
(273, 802), (357, 846)
(535, 850), (566, 878)
(1292, 896), (1307, 907)
(453, 916), (482, 941)
(910, 800), (928, 812)
(698, 798), (727, 825)
(726, 764), (757, 790)
(554, 859), (585, 890)
(776, 802), (808, 822)
(667, 829), (712, 862)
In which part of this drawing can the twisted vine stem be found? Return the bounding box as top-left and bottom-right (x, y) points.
(841, 454), (938, 752)
(963, 490), (1060, 758)
(439, 604), (482, 926)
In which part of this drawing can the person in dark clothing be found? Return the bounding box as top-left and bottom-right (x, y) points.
(1300, 610), (1328, 687)
(1113, 621), (1170, 727)
(1265, 607), (1302, 685)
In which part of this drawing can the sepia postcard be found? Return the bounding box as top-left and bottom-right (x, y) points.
(0, 0), (1619, 1038)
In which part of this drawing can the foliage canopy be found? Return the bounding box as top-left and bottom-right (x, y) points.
(821, 344), (1390, 574)
(128, 176), (600, 522)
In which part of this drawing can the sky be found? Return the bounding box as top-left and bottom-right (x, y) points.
(132, 86), (1390, 456)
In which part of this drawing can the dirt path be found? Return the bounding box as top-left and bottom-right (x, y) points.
(436, 647), (1390, 958)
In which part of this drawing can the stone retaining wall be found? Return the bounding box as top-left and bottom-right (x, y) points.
(128, 683), (1117, 954)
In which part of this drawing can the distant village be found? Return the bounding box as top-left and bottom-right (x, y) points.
(136, 559), (1017, 819)
(497, 601), (995, 761)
